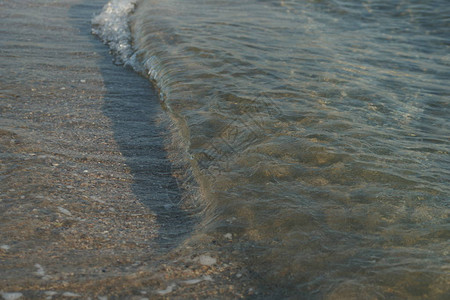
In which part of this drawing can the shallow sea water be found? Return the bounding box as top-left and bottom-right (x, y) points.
(93, 0), (449, 298)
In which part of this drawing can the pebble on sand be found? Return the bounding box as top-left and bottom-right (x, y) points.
(57, 207), (72, 216)
(182, 275), (213, 285)
(0, 245), (10, 251)
(34, 264), (51, 280)
(198, 255), (217, 266)
(90, 196), (105, 204)
(156, 283), (176, 295)
(0, 292), (23, 300)
(45, 291), (58, 299)
(61, 292), (81, 297)
(34, 264), (45, 277)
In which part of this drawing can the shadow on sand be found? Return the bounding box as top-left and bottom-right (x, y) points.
(68, 1), (196, 252)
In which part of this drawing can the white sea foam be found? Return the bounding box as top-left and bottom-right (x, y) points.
(92, 0), (138, 67)
(92, 0), (166, 97)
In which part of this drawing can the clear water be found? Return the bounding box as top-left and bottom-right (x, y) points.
(93, 0), (449, 298)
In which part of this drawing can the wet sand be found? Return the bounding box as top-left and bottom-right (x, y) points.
(1, 0), (249, 298)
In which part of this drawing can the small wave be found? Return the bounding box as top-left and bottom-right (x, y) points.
(92, 0), (450, 298)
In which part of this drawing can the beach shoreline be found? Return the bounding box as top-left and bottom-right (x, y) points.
(1, 0), (248, 298)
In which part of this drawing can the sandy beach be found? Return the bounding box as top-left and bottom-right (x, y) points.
(3, 0), (450, 298)
(1, 0), (250, 298)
